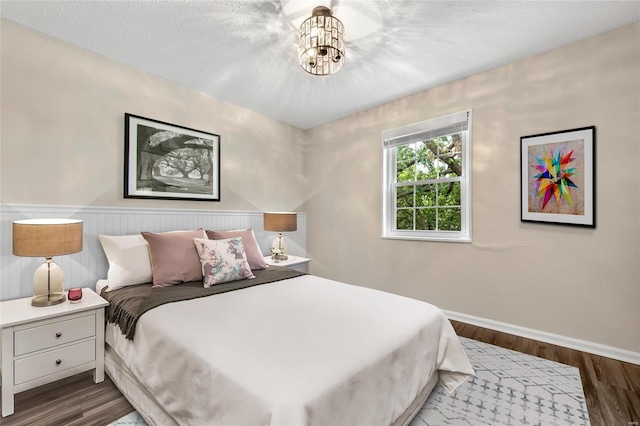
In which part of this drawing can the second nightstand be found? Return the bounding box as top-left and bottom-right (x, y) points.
(264, 255), (311, 273)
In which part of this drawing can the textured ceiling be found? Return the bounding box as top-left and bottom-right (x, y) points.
(2, 1), (639, 129)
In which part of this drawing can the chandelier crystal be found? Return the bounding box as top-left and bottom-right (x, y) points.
(298, 6), (345, 76)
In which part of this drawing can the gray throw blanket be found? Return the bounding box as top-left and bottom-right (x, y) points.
(101, 266), (306, 340)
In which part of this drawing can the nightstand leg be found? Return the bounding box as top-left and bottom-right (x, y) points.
(2, 327), (15, 417)
(93, 308), (105, 383)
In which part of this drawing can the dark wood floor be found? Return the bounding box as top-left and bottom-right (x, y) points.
(1, 321), (638, 425)
(0, 371), (133, 426)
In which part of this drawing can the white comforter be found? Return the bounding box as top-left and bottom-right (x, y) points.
(106, 274), (474, 426)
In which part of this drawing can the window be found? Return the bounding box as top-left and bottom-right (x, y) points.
(382, 110), (472, 242)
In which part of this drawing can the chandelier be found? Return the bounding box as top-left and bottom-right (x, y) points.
(298, 6), (345, 76)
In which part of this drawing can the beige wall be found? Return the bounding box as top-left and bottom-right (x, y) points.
(304, 23), (640, 353)
(0, 19), (307, 212)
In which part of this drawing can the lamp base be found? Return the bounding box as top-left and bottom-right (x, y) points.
(32, 257), (66, 307)
(32, 293), (66, 307)
(271, 234), (289, 260)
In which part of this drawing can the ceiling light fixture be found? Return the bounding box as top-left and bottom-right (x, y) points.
(298, 6), (345, 76)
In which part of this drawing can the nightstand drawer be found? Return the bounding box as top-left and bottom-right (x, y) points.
(14, 314), (96, 356)
(14, 340), (96, 385)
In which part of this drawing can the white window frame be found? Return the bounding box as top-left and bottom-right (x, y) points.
(382, 110), (472, 242)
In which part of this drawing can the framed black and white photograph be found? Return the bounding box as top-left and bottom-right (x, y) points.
(521, 126), (595, 227)
(125, 113), (220, 201)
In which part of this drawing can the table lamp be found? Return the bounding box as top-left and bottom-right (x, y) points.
(12, 219), (83, 307)
(263, 212), (297, 260)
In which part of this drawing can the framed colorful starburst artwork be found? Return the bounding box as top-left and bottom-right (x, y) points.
(521, 126), (595, 227)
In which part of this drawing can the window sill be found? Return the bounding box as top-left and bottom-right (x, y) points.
(381, 234), (471, 243)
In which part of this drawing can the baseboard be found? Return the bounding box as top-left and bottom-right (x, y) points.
(444, 310), (640, 366)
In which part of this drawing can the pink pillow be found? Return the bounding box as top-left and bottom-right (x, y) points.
(141, 230), (205, 287)
(205, 229), (267, 270)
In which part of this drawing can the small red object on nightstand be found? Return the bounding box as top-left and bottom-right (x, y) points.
(68, 288), (83, 303)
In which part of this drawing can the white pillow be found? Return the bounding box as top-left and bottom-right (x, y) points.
(98, 234), (153, 291)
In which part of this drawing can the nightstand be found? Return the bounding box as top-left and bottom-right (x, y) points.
(1, 288), (108, 417)
(264, 255), (311, 273)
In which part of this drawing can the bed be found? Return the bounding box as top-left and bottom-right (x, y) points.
(97, 230), (474, 426)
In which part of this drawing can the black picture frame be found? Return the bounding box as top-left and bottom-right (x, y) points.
(124, 113), (221, 202)
(520, 126), (595, 227)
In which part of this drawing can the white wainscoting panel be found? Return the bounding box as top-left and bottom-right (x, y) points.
(0, 204), (307, 302)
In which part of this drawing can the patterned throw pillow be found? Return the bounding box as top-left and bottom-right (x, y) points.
(193, 237), (255, 287)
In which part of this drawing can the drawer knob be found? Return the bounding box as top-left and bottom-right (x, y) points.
(55, 332), (62, 338)
(55, 359), (62, 365)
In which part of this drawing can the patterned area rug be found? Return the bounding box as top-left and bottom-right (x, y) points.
(109, 337), (589, 426)
(411, 337), (590, 426)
